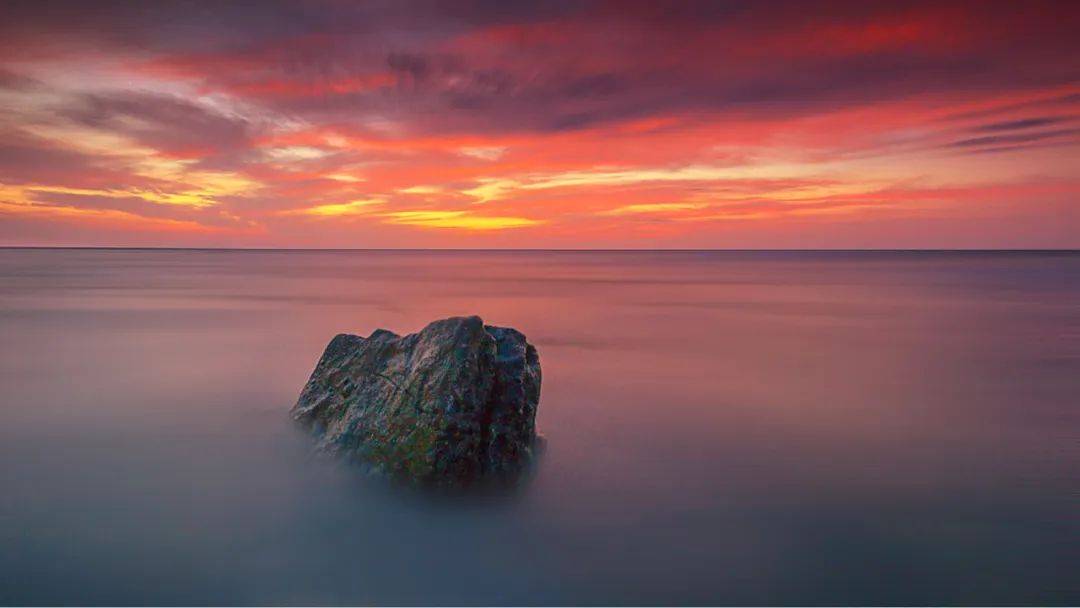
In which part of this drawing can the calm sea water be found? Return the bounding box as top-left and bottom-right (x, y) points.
(0, 249), (1076, 605)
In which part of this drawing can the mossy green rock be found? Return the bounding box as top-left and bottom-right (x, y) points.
(291, 316), (541, 486)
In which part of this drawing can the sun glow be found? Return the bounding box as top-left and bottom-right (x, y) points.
(382, 211), (542, 230)
(0, 3), (1075, 247)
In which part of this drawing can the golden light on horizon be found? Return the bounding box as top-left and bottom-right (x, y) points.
(382, 210), (543, 230)
(0, 3), (1075, 247)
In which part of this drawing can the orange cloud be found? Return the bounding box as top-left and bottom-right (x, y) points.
(0, 1), (1077, 247)
(382, 210), (542, 231)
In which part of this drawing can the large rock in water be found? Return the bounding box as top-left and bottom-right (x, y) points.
(291, 316), (541, 486)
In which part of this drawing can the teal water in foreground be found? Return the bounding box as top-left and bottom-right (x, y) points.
(0, 250), (1077, 605)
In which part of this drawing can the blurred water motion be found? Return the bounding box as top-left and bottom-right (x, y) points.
(0, 249), (1076, 605)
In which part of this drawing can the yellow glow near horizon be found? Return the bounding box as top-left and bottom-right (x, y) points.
(382, 210), (541, 230)
(600, 202), (710, 216)
(0, 197), (218, 231)
(286, 199), (386, 216)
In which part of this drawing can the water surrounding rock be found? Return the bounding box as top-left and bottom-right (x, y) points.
(291, 316), (541, 487)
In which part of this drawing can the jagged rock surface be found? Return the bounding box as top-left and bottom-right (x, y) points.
(291, 316), (541, 486)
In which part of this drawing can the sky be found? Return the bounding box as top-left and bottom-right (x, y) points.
(0, 0), (1077, 248)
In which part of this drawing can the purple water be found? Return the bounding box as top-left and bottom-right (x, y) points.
(1, 249), (1076, 604)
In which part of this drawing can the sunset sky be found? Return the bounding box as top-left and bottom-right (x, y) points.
(1, 0), (1077, 248)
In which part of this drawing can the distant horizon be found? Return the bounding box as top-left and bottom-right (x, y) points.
(3, 246), (1077, 253)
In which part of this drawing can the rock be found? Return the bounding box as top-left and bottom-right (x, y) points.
(291, 316), (541, 487)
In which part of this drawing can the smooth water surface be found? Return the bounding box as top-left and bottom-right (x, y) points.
(0, 250), (1077, 605)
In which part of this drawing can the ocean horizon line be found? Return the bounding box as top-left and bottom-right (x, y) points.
(1, 246), (1078, 253)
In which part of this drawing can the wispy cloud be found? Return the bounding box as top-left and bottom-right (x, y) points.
(0, 1), (1077, 247)
(600, 203), (709, 216)
(382, 210), (542, 230)
(282, 199), (385, 217)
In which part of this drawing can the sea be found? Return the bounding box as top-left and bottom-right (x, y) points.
(0, 249), (1076, 605)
